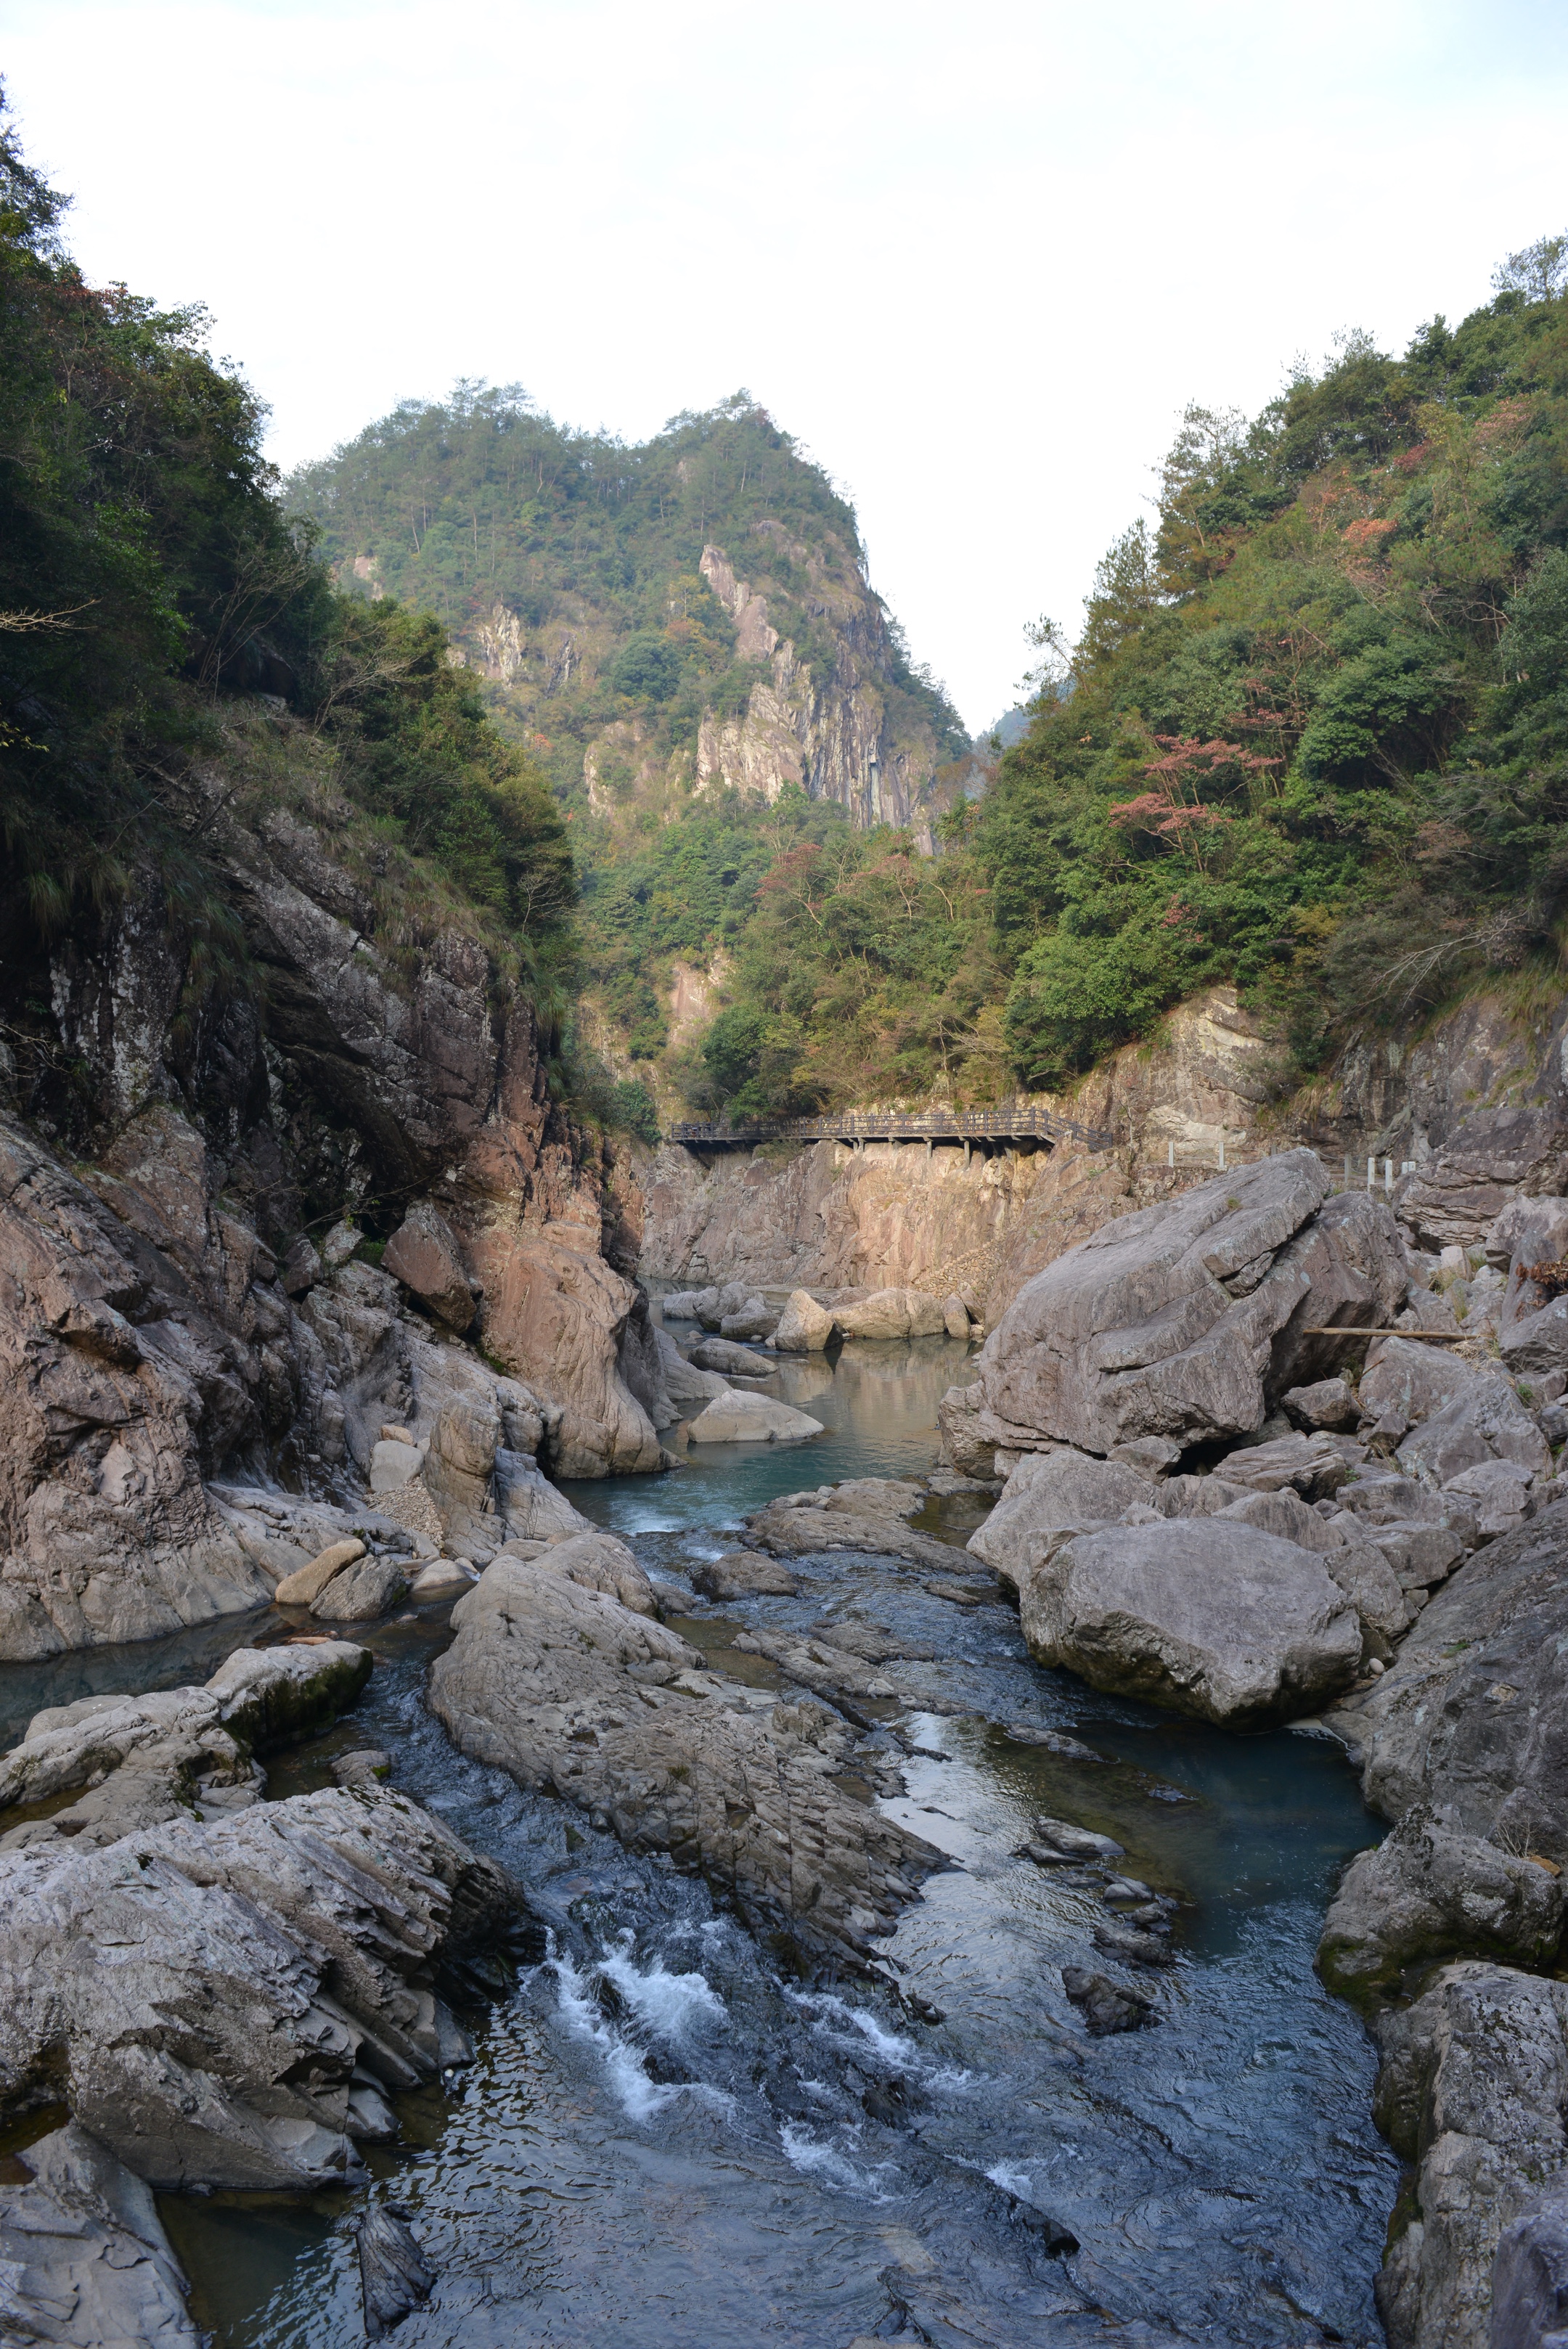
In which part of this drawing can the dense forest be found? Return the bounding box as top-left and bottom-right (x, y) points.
(0, 95), (591, 1113)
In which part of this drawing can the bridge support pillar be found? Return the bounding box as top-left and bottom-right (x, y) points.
(924, 1137), (933, 1168)
(962, 1140), (971, 1167)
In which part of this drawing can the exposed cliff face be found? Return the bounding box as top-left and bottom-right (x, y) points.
(694, 534), (944, 841)
(640, 984), (1568, 1326)
(0, 711), (663, 1658)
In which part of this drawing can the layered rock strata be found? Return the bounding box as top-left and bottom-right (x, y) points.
(428, 1553), (942, 1956)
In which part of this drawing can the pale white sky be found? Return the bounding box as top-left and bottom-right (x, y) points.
(6, 0), (1567, 728)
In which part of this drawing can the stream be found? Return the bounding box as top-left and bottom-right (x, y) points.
(0, 1333), (1398, 2347)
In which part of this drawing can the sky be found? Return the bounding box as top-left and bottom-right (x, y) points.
(6, 0), (1568, 730)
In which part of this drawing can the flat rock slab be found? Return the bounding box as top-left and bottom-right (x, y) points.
(686, 1393), (824, 1444)
(1021, 1519), (1362, 1727)
(690, 1553), (800, 1600)
(428, 1558), (939, 1957)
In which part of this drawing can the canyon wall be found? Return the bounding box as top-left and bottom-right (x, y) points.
(0, 712), (662, 1660)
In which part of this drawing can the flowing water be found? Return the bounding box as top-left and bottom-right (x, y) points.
(0, 1332), (1398, 2347)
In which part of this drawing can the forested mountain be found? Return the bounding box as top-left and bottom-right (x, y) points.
(286, 243), (1568, 1128)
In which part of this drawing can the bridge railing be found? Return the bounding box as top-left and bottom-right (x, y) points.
(666, 1104), (1116, 1152)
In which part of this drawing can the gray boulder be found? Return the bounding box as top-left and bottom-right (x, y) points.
(1397, 1376), (1551, 1488)
(974, 1151), (1332, 1457)
(494, 1450), (597, 1544)
(937, 1383), (995, 1478)
(748, 1481), (957, 1570)
(428, 1558), (940, 1956)
(0, 2123), (199, 2345)
(1318, 1807), (1564, 2008)
(310, 1554), (410, 1622)
(1212, 1429), (1350, 1500)
(774, 1289), (836, 1352)
(1018, 1518), (1361, 1726)
(719, 1298), (779, 1341)
(1281, 1376), (1360, 1430)
(1445, 1458), (1537, 1541)
(1265, 1188), (1409, 1397)
(1370, 1961), (1568, 2349)
(0, 1784), (513, 2187)
(528, 1529), (657, 1617)
(690, 1552), (799, 1599)
(1324, 1498), (1568, 1860)
(686, 1392), (823, 1444)
(967, 1450), (1152, 1593)
(1360, 1333), (1482, 1431)
(653, 1331), (730, 1410)
(691, 1336), (777, 1377)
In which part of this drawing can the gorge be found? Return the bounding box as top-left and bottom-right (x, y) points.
(6, 99), (1568, 2346)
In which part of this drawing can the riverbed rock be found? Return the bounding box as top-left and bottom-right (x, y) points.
(383, 1202), (475, 1331)
(1394, 1373), (1550, 1490)
(1320, 1807), (1563, 2008)
(274, 1537), (365, 1606)
(652, 1329), (730, 1410)
(690, 1552), (800, 1599)
(356, 2202), (436, 2340)
(835, 1286), (948, 1341)
(720, 1298), (779, 1341)
(730, 1626), (897, 1702)
(494, 1451), (597, 1544)
(1061, 1965), (1157, 2036)
(966, 1450), (1151, 1593)
(686, 1392), (823, 1444)
(1019, 1519), (1362, 1727)
(428, 1558), (941, 1955)
(936, 1383), (995, 1478)
(973, 1151), (1333, 1458)
(774, 1290), (836, 1352)
(1360, 1334), (1482, 1431)
(310, 1554), (410, 1622)
(0, 2120), (200, 2346)
(748, 1484), (957, 1570)
(0, 1640), (372, 1850)
(1370, 1961), (1568, 2349)
(0, 1783), (513, 2186)
(691, 1336), (777, 1378)
(369, 1435), (425, 1492)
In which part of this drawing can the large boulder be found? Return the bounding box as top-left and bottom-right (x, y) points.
(0, 1784), (513, 2188)
(936, 1383), (995, 1478)
(1018, 1518), (1362, 1726)
(382, 1202), (475, 1331)
(974, 1151), (1332, 1458)
(0, 2122), (200, 2346)
(774, 1289), (836, 1353)
(1318, 1807), (1564, 2008)
(966, 1449), (1152, 1592)
(653, 1329), (730, 1408)
(494, 1451), (597, 1543)
(1265, 1188), (1410, 1397)
(1492, 2189), (1568, 2349)
(428, 1558), (939, 1955)
(1359, 1334), (1483, 1431)
(1395, 1375), (1551, 1487)
(309, 1554), (410, 1622)
(748, 1480), (957, 1570)
(836, 1287), (947, 1341)
(685, 1392), (823, 1445)
(528, 1529), (657, 1617)
(1369, 1961), (1568, 2349)
(1210, 1429), (1350, 1500)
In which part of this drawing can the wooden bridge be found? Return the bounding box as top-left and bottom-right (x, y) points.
(666, 1104), (1116, 1155)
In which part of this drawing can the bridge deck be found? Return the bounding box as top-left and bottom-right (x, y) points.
(666, 1106), (1114, 1152)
